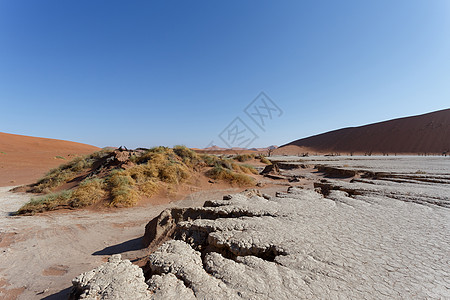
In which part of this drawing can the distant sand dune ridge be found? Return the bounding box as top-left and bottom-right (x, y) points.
(0, 132), (99, 186)
(277, 108), (450, 155)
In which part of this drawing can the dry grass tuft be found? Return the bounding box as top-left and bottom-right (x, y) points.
(71, 178), (106, 207)
(30, 150), (112, 193)
(259, 155), (271, 165)
(206, 165), (255, 186)
(200, 154), (220, 166)
(16, 190), (74, 215)
(235, 163), (258, 174)
(233, 154), (256, 162)
(107, 171), (139, 207)
(17, 178), (107, 214)
(131, 149), (191, 184)
(173, 145), (202, 167)
(110, 186), (141, 207)
(138, 180), (159, 198)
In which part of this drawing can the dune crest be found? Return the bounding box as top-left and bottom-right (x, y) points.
(277, 108), (450, 155)
(0, 132), (99, 186)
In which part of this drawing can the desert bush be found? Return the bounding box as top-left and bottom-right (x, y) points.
(138, 180), (159, 198)
(259, 155), (271, 165)
(173, 145), (201, 165)
(200, 154), (220, 166)
(107, 170), (140, 207)
(71, 178), (106, 207)
(17, 190), (74, 215)
(217, 158), (234, 170)
(125, 164), (152, 183)
(236, 164), (258, 174)
(134, 146), (169, 164)
(129, 154), (138, 163)
(31, 150), (112, 193)
(105, 157), (188, 206)
(159, 162), (190, 184)
(110, 185), (140, 207)
(233, 154), (255, 162)
(132, 150), (191, 184)
(206, 165), (254, 186)
(228, 162), (257, 174)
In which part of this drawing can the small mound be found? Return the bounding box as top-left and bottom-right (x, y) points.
(17, 146), (258, 215)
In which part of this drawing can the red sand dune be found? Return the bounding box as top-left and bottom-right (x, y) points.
(0, 132), (100, 186)
(276, 108), (450, 155)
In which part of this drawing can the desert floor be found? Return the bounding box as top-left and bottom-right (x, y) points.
(1, 156), (449, 299)
(0, 184), (283, 299)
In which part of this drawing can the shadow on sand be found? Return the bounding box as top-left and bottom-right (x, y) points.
(41, 286), (72, 300)
(92, 237), (144, 256)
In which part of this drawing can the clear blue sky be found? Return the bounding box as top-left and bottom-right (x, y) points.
(1, 1), (449, 148)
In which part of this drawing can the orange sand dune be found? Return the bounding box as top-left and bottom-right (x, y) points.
(276, 108), (450, 155)
(0, 132), (100, 186)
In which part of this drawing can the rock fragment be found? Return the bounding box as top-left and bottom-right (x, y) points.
(71, 254), (150, 300)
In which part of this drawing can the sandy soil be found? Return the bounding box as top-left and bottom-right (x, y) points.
(0, 132), (99, 187)
(0, 184), (283, 300)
